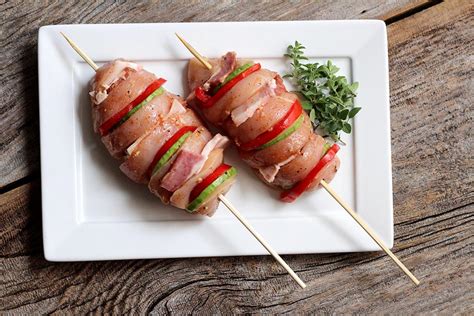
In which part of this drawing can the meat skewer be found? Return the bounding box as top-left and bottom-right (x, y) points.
(61, 33), (306, 289)
(177, 34), (420, 286)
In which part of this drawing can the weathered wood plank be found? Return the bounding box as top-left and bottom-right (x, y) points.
(388, 0), (474, 224)
(0, 0), (432, 187)
(379, 0), (439, 22)
(0, 183), (472, 313)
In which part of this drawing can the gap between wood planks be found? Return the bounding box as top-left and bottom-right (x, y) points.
(0, 172), (39, 195)
(382, 0), (443, 25)
(0, 0), (443, 196)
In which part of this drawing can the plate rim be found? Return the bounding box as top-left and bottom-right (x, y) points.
(39, 20), (393, 261)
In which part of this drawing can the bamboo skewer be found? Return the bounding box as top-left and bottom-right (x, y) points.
(175, 33), (212, 70)
(61, 33), (98, 71)
(218, 194), (306, 288)
(61, 33), (306, 289)
(320, 180), (419, 285)
(176, 34), (420, 286)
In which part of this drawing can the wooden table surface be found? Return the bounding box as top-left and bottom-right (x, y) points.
(1, 0), (473, 313)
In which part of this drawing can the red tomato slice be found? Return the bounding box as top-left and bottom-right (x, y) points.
(99, 78), (166, 136)
(146, 126), (197, 178)
(195, 63), (261, 108)
(239, 100), (303, 151)
(189, 164), (232, 202)
(194, 86), (210, 104)
(280, 144), (340, 202)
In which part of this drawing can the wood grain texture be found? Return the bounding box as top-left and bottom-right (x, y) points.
(388, 0), (474, 224)
(1, 0), (473, 314)
(0, 0), (430, 187)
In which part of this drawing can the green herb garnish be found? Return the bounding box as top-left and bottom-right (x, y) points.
(284, 41), (361, 141)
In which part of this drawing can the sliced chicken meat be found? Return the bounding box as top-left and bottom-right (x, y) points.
(90, 59), (141, 105)
(169, 148), (224, 209)
(258, 154), (297, 184)
(202, 69), (277, 125)
(92, 69), (157, 133)
(206, 52), (236, 88)
(224, 92), (297, 144)
(239, 113), (312, 168)
(188, 58), (221, 92)
(188, 53), (341, 201)
(90, 59), (236, 215)
(102, 91), (174, 158)
(187, 56), (257, 92)
(159, 127), (212, 192)
(272, 133), (326, 188)
(120, 108), (201, 184)
(230, 79), (277, 127)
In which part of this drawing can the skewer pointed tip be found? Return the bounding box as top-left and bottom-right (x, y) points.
(60, 32), (75, 46)
(218, 194), (306, 289)
(175, 33), (212, 70)
(60, 32), (98, 71)
(60, 31), (70, 42)
(320, 180), (420, 286)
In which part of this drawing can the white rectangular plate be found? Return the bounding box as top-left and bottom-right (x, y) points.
(39, 21), (392, 261)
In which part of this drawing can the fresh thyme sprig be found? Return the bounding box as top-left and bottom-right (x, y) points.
(284, 41), (361, 141)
